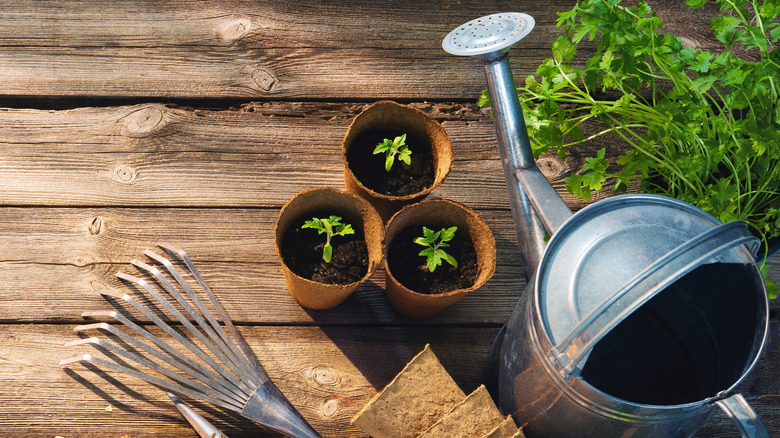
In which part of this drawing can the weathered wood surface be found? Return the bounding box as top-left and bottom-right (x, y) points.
(0, 207), (527, 325)
(0, 0), (778, 437)
(0, 0), (725, 101)
(0, 324), (501, 437)
(1, 324), (778, 437)
(0, 103), (611, 210)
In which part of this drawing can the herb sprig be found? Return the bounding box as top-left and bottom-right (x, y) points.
(414, 226), (458, 273)
(478, 0), (779, 296)
(302, 216), (355, 263)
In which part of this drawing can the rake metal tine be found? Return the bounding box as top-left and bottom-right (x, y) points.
(96, 288), (254, 397)
(59, 353), (242, 412)
(66, 337), (245, 409)
(131, 258), (260, 388)
(157, 243), (266, 377)
(81, 310), (211, 382)
(143, 250), (249, 377)
(167, 392), (228, 438)
(121, 266), (258, 388)
(74, 321), (246, 405)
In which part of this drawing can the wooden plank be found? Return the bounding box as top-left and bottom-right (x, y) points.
(0, 207), (526, 324)
(0, 103), (617, 210)
(0, 204), (777, 324)
(0, 323), (501, 437)
(0, 0), (563, 100)
(2, 321), (779, 437)
(0, 1), (722, 100)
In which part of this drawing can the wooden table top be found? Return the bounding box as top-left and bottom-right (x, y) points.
(0, 1), (777, 437)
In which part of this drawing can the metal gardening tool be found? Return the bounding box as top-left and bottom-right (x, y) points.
(167, 392), (227, 438)
(60, 243), (321, 438)
(443, 13), (770, 438)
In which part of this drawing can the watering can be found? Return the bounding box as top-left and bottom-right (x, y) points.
(443, 13), (770, 437)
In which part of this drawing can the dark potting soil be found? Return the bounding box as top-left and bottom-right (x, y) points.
(387, 225), (478, 294)
(280, 211), (369, 285)
(345, 129), (435, 196)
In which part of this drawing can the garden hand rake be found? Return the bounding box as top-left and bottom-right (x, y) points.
(60, 243), (321, 438)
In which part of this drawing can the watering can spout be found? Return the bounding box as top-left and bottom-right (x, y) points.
(443, 13), (572, 279)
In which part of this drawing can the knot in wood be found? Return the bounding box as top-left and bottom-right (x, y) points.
(679, 36), (699, 49)
(74, 256), (92, 267)
(252, 68), (277, 92)
(321, 398), (340, 417)
(89, 280), (109, 293)
(114, 165), (136, 183)
(89, 217), (104, 235)
(309, 366), (339, 386)
(120, 105), (167, 137)
(537, 155), (565, 178)
(216, 15), (252, 43)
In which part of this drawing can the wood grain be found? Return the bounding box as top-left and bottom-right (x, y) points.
(0, 324), (501, 437)
(0, 103), (623, 210)
(0, 0), (723, 100)
(1, 322), (778, 438)
(0, 207), (526, 324)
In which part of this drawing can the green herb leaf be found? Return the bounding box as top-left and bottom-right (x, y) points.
(487, 0), (780, 284)
(552, 35), (576, 62)
(711, 15), (742, 47)
(565, 148), (610, 201)
(684, 0), (707, 8)
(689, 75), (718, 93)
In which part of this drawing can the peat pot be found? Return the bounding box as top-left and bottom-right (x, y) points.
(275, 188), (384, 310)
(383, 198), (496, 320)
(496, 195), (770, 438)
(342, 100), (453, 222)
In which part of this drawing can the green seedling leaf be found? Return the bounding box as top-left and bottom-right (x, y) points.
(414, 226), (458, 273)
(373, 134), (411, 172)
(323, 244), (333, 264)
(302, 215), (355, 263)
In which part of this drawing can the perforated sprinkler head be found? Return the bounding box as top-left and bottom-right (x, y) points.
(442, 13), (535, 59)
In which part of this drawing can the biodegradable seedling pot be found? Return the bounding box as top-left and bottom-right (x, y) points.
(275, 188), (384, 310)
(383, 199), (496, 319)
(343, 100), (454, 221)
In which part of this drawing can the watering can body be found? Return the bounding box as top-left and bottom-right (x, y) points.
(500, 285), (714, 437)
(495, 195), (769, 438)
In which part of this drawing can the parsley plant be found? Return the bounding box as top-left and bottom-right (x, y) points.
(478, 0), (779, 295)
(373, 134), (412, 171)
(414, 226), (458, 273)
(301, 216), (355, 263)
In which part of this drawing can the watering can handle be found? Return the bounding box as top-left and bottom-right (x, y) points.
(549, 220), (760, 376)
(716, 393), (769, 438)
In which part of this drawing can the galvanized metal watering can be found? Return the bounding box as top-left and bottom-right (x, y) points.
(443, 13), (770, 438)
